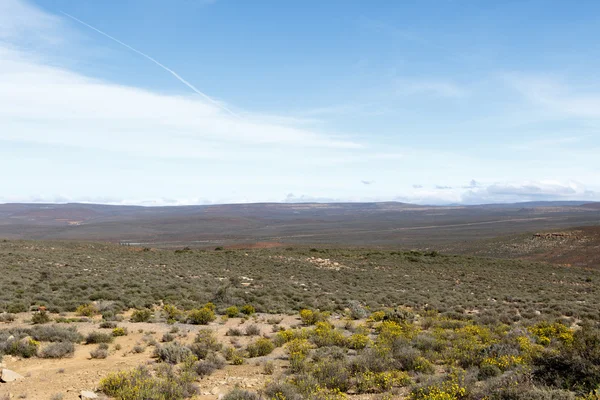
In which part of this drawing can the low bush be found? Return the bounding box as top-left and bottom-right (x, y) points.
(76, 304), (98, 317)
(153, 342), (192, 364)
(99, 321), (117, 329)
(226, 328), (243, 336)
(31, 310), (51, 324)
(222, 388), (260, 400)
(240, 305), (255, 316)
(39, 342), (75, 358)
(246, 338), (275, 357)
(30, 325), (83, 343)
(86, 331), (114, 344)
(99, 365), (198, 400)
(188, 328), (222, 359)
(112, 327), (128, 337)
(195, 352), (226, 377)
(245, 324), (261, 336)
(225, 306), (239, 318)
(90, 343), (109, 359)
(131, 309), (153, 323)
(188, 308), (215, 325)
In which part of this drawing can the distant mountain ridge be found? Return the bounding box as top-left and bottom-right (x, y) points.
(0, 201), (598, 247)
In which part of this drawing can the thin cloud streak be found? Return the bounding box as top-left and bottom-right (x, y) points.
(60, 11), (239, 117)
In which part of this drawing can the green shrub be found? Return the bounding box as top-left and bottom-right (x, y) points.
(225, 306), (239, 318)
(112, 327), (128, 337)
(75, 304), (98, 317)
(247, 338), (275, 357)
(0, 337), (40, 358)
(31, 310), (51, 324)
(99, 365), (198, 400)
(240, 305), (255, 316)
(189, 329), (222, 359)
(162, 304), (183, 322)
(131, 309), (153, 323)
(85, 331), (114, 344)
(188, 308), (216, 325)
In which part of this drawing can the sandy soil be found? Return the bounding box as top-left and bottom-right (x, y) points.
(0, 312), (300, 400)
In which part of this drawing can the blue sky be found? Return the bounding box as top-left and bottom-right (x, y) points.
(1, 0), (599, 205)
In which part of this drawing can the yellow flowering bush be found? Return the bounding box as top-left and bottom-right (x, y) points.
(355, 371), (411, 393)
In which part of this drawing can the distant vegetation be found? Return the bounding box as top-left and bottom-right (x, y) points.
(0, 241), (598, 324)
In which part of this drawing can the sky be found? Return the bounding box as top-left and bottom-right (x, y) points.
(1, 0), (599, 206)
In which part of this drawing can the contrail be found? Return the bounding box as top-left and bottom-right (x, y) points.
(61, 11), (238, 117)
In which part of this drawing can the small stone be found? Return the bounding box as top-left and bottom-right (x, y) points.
(80, 390), (98, 399)
(210, 387), (221, 395)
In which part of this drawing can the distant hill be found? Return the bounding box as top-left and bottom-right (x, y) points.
(0, 201), (599, 248)
(581, 202), (600, 210)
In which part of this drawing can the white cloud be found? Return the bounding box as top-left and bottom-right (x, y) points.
(508, 74), (600, 118)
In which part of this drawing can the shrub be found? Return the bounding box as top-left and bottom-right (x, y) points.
(39, 342), (75, 358)
(0, 337), (39, 358)
(347, 333), (369, 350)
(188, 308), (216, 325)
(227, 328), (243, 336)
(153, 342), (193, 364)
(531, 323), (600, 394)
(85, 331), (114, 344)
(162, 332), (176, 342)
(0, 313), (16, 323)
(310, 359), (352, 392)
(263, 360), (275, 374)
(75, 304), (98, 317)
(28, 325), (83, 343)
(348, 300), (369, 320)
(310, 322), (347, 348)
(188, 328), (222, 359)
(225, 306), (239, 318)
(195, 352), (226, 377)
(100, 321), (118, 329)
(247, 338), (275, 357)
(131, 309), (153, 323)
(263, 381), (303, 400)
(241, 305), (255, 315)
(222, 388), (260, 400)
(31, 310), (51, 324)
(245, 324), (261, 336)
(163, 304), (183, 322)
(132, 344), (145, 354)
(355, 370), (411, 393)
(369, 311), (386, 322)
(112, 327), (128, 337)
(90, 344), (109, 359)
(99, 365), (198, 400)
(300, 309), (328, 325)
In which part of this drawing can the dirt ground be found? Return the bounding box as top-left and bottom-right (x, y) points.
(0, 312), (301, 400)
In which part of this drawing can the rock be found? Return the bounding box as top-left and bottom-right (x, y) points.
(0, 368), (25, 383)
(210, 387), (221, 395)
(80, 391), (98, 399)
